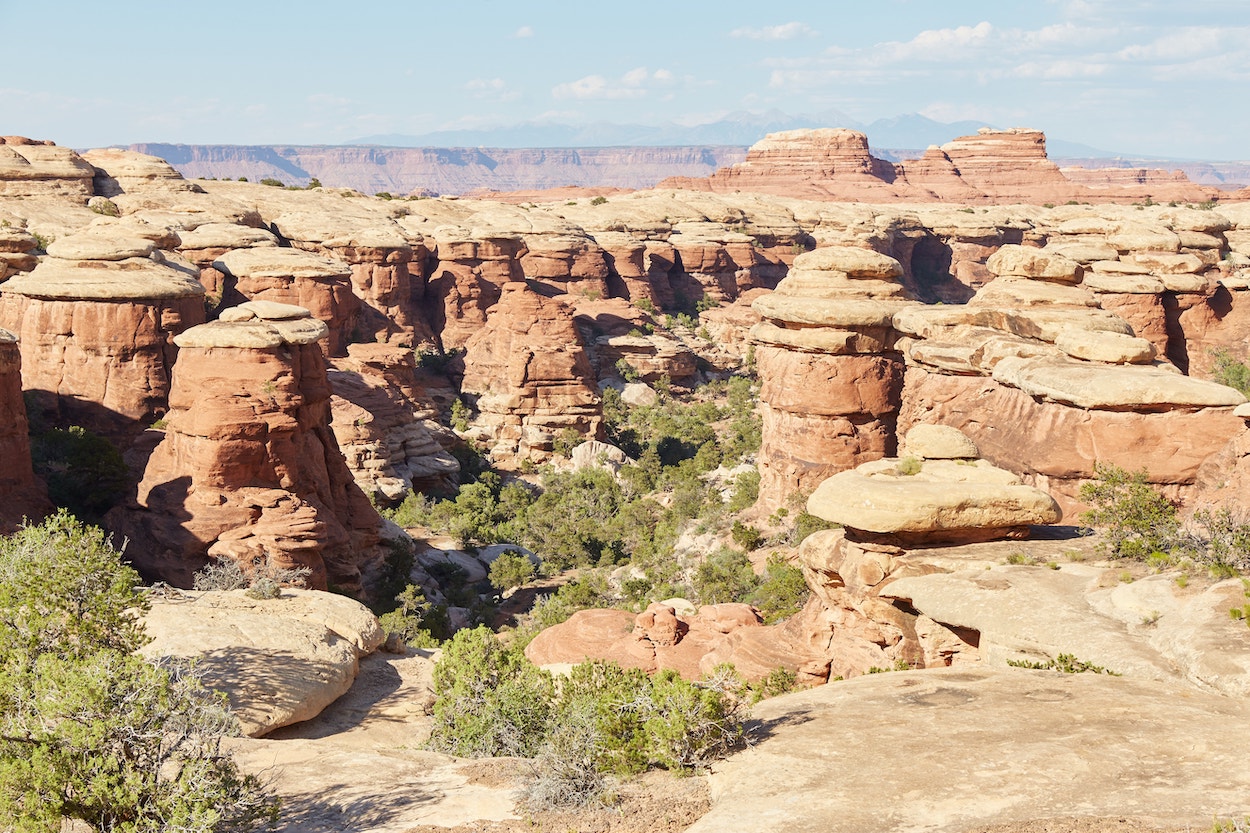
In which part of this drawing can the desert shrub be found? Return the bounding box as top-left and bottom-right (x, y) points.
(731, 520), (763, 551)
(1185, 508), (1250, 576)
(192, 555), (310, 599)
(0, 511), (278, 831)
(489, 550), (536, 593)
(426, 626), (555, 758)
(1007, 653), (1119, 675)
(378, 584), (440, 647)
(750, 555), (809, 623)
(748, 667), (798, 701)
(1210, 348), (1250, 396)
(29, 425), (129, 523)
(1078, 462), (1181, 560)
(259, 177), (284, 187)
(693, 548), (758, 605)
(552, 426), (583, 458)
(896, 456), (923, 476)
(791, 511), (836, 545)
(727, 469), (761, 513)
(89, 197), (120, 217)
(641, 666), (748, 771)
(590, 196), (608, 206)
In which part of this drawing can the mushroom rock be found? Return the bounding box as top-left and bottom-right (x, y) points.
(423, 230), (526, 350)
(0, 251), (206, 441)
(0, 226), (40, 277)
(460, 282), (602, 463)
(0, 329), (51, 530)
(176, 222), (279, 297)
(108, 302), (385, 591)
(214, 247), (358, 356)
(0, 137), (96, 198)
(750, 246), (915, 510)
(328, 342), (459, 503)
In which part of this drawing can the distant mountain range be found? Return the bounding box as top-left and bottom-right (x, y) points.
(346, 109), (1119, 159)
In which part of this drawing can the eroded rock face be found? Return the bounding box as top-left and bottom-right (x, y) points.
(0, 137), (95, 197)
(460, 282), (602, 463)
(214, 247), (359, 357)
(0, 251), (206, 440)
(750, 246), (914, 509)
(109, 303), (385, 591)
(0, 329), (50, 530)
(327, 343), (459, 502)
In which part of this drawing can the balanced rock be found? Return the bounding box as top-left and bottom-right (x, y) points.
(807, 454), (1061, 542)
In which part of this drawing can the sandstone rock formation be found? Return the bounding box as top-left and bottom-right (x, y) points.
(666, 127), (1221, 205)
(460, 281), (602, 462)
(0, 137), (95, 197)
(0, 241), (206, 440)
(141, 588), (384, 736)
(524, 602), (768, 681)
(328, 342), (458, 502)
(110, 302), (385, 591)
(750, 246), (914, 507)
(0, 329), (50, 530)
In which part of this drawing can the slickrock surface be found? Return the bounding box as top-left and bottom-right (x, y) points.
(0, 329), (50, 530)
(0, 137), (95, 197)
(687, 667), (1250, 833)
(460, 281), (602, 463)
(141, 588), (384, 737)
(110, 303), (385, 590)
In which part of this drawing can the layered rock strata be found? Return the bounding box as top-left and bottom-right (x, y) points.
(0, 239), (205, 439)
(712, 427), (1062, 680)
(460, 282), (602, 462)
(0, 137), (95, 197)
(328, 342), (459, 502)
(110, 302), (384, 591)
(213, 247), (359, 356)
(0, 329), (50, 530)
(750, 246), (915, 508)
(665, 127), (1221, 205)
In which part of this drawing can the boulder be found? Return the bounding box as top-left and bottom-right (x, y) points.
(140, 589), (384, 737)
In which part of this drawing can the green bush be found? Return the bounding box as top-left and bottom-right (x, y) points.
(751, 555), (809, 623)
(693, 548), (758, 606)
(427, 626), (555, 758)
(0, 511), (278, 831)
(489, 550), (536, 593)
(731, 520), (763, 551)
(590, 196), (608, 206)
(1210, 348), (1250, 396)
(1078, 462), (1180, 560)
(259, 177), (284, 187)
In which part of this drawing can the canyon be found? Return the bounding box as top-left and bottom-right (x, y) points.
(2, 127), (1250, 831)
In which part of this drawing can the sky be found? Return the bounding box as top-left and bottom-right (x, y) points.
(3, 0), (1247, 160)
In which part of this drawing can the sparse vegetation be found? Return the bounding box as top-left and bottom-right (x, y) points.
(1210, 348), (1250, 396)
(259, 177), (284, 187)
(590, 196), (608, 206)
(0, 511), (279, 831)
(428, 627), (748, 807)
(1007, 653), (1119, 675)
(29, 425), (129, 524)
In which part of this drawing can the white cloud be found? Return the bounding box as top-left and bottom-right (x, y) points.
(729, 22), (816, 41)
(512, 25), (534, 38)
(552, 68), (676, 100)
(466, 78), (506, 91)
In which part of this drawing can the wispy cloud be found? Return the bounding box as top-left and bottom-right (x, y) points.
(512, 25), (534, 38)
(552, 67), (676, 100)
(729, 22), (816, 41)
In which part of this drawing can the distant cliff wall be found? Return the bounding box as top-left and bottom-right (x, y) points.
(129, 143), (749, 196)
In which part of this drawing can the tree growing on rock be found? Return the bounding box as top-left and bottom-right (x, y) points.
(0, 511), (278, 832)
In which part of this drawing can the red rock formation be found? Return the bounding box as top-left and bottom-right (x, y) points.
(662, 128), (1221, 205)
(0, 329), (51, 530)
(214, 247), (359, 357)
(460, 282), (602, 462)
(424, 232), (526, 351)
(0, 254), (206, 441)
(109, 303), (384, 591)
(328, 342), (459, 502)
(750, 247), (915, 509)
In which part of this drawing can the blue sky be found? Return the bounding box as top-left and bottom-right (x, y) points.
(3, 0), (1247, 159)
